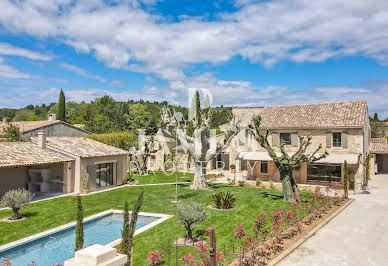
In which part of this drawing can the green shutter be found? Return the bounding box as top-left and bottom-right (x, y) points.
(342, 131), (348, 149)
(291, 132), (298, 147)
(326, 132), (331, 148)
(272, 132), (279, 147)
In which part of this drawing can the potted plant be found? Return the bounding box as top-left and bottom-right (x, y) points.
(230, 164), (236, 173)
(81, 176), (88, 194)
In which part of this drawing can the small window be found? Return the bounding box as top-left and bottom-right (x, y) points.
(280, 133), (291, 146)
(333, 132), (342, 147)
(260, 161), (268, 173)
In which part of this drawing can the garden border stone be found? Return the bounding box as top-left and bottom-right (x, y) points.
(268, 198), (355, 266)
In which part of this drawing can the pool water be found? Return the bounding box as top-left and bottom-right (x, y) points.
(0, 213), (160, 265)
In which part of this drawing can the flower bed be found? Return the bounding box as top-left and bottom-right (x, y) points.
(230, 184), (348, 265)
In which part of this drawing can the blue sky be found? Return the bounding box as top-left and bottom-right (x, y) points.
(0, 0), (388, 117)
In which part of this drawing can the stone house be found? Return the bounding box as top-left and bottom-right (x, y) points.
(0, 132), (128, 197)
(0, 114), (90, 140)
(370, 137), (388, 174)
(210, 101), (370, 192)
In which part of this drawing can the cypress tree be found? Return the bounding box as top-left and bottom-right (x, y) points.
(343, 160), (348, 199)
(75, 195), (84, 251)
(57, 89), (66, 121)
(195, 90), (201, 124)
(127, 192), (144, 264)
(121, 201), (130, 265)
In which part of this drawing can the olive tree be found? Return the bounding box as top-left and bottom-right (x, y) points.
(128, 135), (155, 176)
(161, 106), (240, 189)
(177, 201), (208, 241)
(0, 188), (32, 220)
(248, 115), (328, 202)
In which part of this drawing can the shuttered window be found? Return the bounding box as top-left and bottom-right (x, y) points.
(333, 132), (342, 147)
(280, 133), (291, 146)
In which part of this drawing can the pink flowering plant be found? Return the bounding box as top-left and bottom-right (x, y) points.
(147, 250), (163, 265)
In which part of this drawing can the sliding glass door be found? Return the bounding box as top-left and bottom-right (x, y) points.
(96, 163), (114, 187)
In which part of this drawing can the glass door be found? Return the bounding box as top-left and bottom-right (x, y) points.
(96, 163), (114, 187)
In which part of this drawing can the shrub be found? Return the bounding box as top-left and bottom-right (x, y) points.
(227, 178), (235, 185)
(87, 131), (137, 150)
(3, 124), (22, 142)
(269, 180), (275, 189)
(238, 180), (245, 187)
(147, 250), (163, 265)
(177, 201), (208, 240)
(75, 196), (84, 251)
(211, 190), (236, 209)
(230, 164), (236, 170)
(233, 224), (246, 241)
(253, 212), (268, 240)
(255, 178), (262, 187)
(0, 188), (32, 220)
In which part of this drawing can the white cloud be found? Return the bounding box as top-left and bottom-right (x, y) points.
(109, 80), (127, 87)
(61, 63), (106, 83)
(0, 57), (36, 79)
(0, 43), (52, 61)
(1, 0), (388, 80)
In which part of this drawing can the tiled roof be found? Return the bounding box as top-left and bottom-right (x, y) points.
(371, 138), (388, 154)
(0, 142), (73, 168)
(32, 137), (128, 158)
(0, 120), (61, 134)
(0, 120), (90, 134)
(257, 101), (367, 129)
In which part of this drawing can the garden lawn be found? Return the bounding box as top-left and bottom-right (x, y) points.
(131, 171), (194, 184)
(0, 183), (310, 265)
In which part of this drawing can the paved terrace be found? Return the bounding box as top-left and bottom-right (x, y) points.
(278, 174), (388, 266)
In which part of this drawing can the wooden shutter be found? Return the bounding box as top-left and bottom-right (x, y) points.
(326, 132), (332, 148)
(291, 132), (298, 147)
(272, 132), (279, 147)
(342, 131), (348, 149)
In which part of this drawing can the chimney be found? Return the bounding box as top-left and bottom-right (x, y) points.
(48, 114), (56, 121)
(37, 131), (47, 149)
(2, 117), (6, 123)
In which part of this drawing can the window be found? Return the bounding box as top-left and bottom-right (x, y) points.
(280, 133), (291, 145)
(260, 161), (268, 173)
(96, 163), (114, 187)
(307, 164), (341, 183)
(240, 160), (248, 171)
(333, 132), (342, 147)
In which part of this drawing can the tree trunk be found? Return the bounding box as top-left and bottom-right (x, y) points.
(280, 172), (300, 202)
(12, 207), (22, 220)
(191, 161), (208, 189)
(186, 226), (193, 241)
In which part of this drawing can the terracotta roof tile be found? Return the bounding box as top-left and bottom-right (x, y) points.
(0, 120), (61, 134)
(371, 138), (388, 154)
(0, 142), (73, 168)
(32, 137), (128, 158)
(234, 101), (367, 129)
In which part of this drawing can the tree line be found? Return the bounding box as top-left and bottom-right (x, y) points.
(0, 90), (232, 136)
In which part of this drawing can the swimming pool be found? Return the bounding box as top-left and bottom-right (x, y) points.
(0, 211), (170, 265)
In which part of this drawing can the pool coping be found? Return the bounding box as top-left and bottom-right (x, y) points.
(0, 210), (173, 253)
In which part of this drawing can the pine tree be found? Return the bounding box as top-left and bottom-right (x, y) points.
(57, 89), (66, 121)
(343, 160), (349, 199)
(75, 195), (84, 251)
(121, 201), (130, 265)
(127, 192), (144, 264)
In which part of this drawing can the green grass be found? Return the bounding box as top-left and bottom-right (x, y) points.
(130, 171), (194, 184)
(0, 175), (310, 265)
